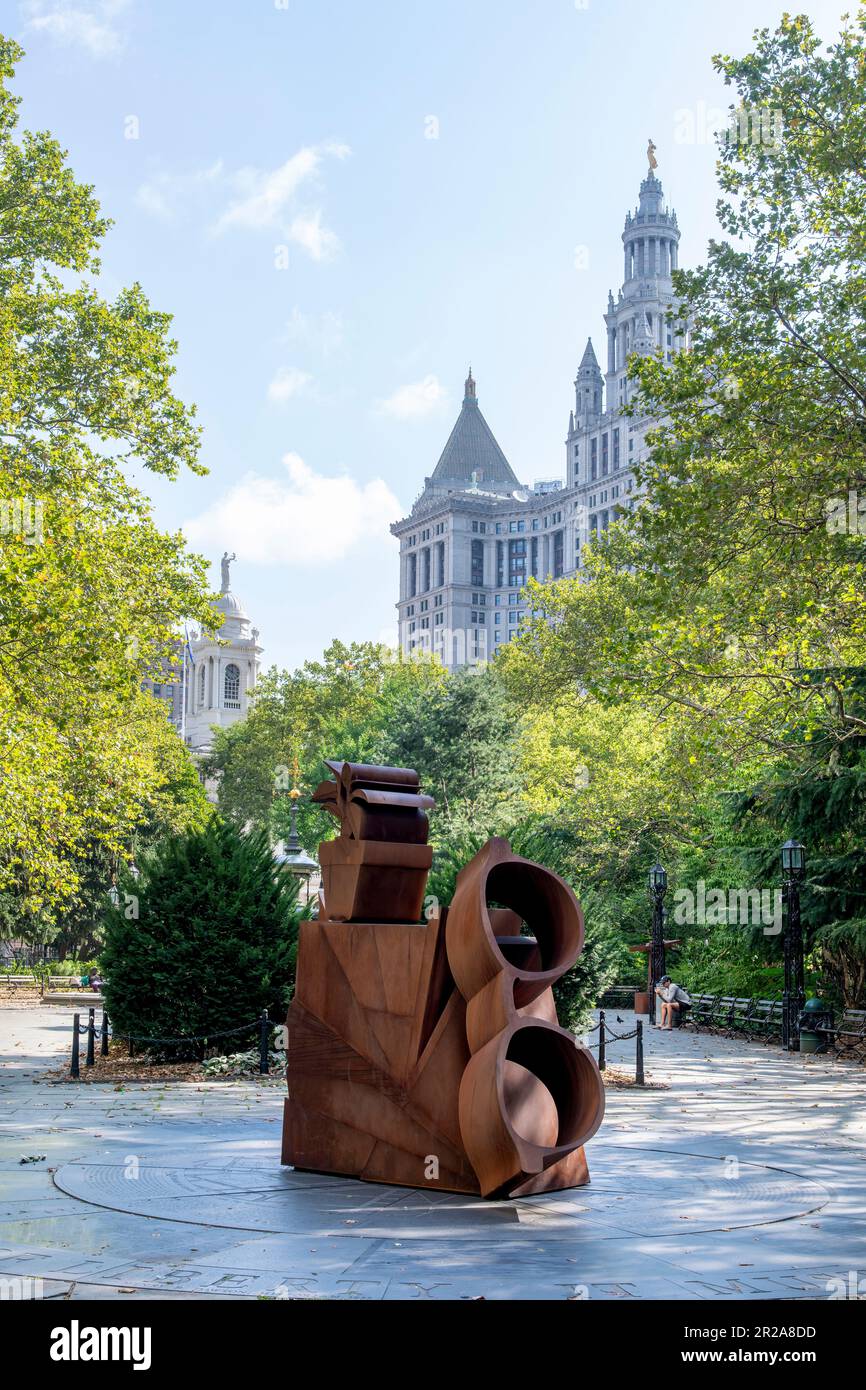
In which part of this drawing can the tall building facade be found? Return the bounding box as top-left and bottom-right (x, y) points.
(391, 166), (684, 667)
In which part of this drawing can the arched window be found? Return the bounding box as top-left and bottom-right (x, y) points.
(224, 663), (241, 708)
(199, 664), (206, 706)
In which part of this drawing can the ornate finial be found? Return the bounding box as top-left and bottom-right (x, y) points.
(464, 367), (477, 401)
(647, 138), (658, 172)
(289, 754), (301, 799)
(220, 550), (236, 594)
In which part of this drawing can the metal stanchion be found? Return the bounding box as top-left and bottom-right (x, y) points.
(259, 1010), (270, 1074)
(86, 1007), (95, 1067)
(101, 1011), (109, 1057)
(597, 1009), (606, 1072)
(635, 1019), (645, 1086)
(70, 1013), (80, 1079)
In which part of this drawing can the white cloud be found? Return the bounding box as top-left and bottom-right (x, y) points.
(134, 143), (349, 261)
(23, 0), (131, 59)
(267, 367), (312, 404)
(286, 210), (340, 263)
(375, 375), (446, 421)
(212, 142), (350, 259)
(183, 454), (399, 568)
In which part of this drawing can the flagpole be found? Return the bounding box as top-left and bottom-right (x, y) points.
(180, 629), (187, 744)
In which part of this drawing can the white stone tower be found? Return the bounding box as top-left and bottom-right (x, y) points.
(184, 553), (262, 754)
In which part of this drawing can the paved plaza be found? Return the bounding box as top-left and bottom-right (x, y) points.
(1, 1004), (864, 1300)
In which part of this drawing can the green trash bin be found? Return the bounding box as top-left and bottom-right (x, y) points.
(799, 997), (831, 1054)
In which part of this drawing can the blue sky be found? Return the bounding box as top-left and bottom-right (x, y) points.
(10, 0), (851, 670)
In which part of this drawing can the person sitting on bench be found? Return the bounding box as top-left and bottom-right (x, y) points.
(656, 976), (691, 1029)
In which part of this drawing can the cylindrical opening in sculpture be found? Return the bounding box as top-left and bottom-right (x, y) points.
(502, 1023), (605, 1152)
(484, 860), (583, 1007)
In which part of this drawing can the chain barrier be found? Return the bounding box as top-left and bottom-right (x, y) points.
(583, 1009), (646, 1085)
(69, 1008), (285, 1079)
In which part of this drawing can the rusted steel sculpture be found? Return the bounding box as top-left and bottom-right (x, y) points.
(282, 762), (604, 1199)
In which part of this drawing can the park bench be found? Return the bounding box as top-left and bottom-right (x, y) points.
(712, 996), (752, 1036)
(599, 985), (638, 1009)
(817, 1008), (866, 1063)
(741, 997), (784, 1041)
(684, 993), (721, 1029)
(682, 993), (783, 1042)
(0, 974), (38, 993)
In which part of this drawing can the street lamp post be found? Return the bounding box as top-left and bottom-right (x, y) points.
(275, 785), (319, 906)
(781, 839), (806, 1052)
(648, 860), (668, 1026)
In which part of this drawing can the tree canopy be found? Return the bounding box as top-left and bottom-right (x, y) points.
(0, 35), (214, 924)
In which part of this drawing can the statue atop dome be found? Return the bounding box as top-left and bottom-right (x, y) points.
(220, 550), (236, 594)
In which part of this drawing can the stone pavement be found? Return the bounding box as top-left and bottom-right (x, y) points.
(1, 1003), (864, 1301)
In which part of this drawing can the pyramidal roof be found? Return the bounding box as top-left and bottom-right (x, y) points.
(577, 337), (600, 373)
(430, 370), (521, 489)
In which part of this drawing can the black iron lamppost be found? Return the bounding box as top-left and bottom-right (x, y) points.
(648, 860), (668, 1026)
(781, 839), (806, 1052)
(275, 785), (319, 906)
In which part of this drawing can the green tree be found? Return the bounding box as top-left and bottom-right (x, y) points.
(383, 666), (522, 825)
(204, 642), (447, 847)
(504, 9), (866, 770)
(0, 36), (216, 919)
(101, 820), (302, 1059)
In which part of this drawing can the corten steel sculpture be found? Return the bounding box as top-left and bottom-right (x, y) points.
(282, 761), (604, 1198)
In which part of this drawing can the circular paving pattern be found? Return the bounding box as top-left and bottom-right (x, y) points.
(53, 1142), (831, 1239)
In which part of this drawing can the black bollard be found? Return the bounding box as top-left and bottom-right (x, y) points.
(598, 1008), (606, 1072)
(71, 1013), (80, 1079)
(86, 1007), (95, 1067)
(259, 1010), (270, 1075)
(636, 1019), (645, 1086)
(101, 1011), (109, 1057)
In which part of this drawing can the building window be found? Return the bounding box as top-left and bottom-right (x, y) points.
(613, 428), (620, 469)
(471, 538), (484, 588)
(496, 541), (504, 587)
(436, 541), (445, 588)
(602, 434), (609, 476)
(408, 552), (417, 598)
(199, 664), (206, 705)
(553, 529), (564, 579)
(590, 438), (598, 480)
(224, 663), (241, 709)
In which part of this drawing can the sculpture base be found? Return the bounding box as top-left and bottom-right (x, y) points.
(282, 1095), (591, 1196)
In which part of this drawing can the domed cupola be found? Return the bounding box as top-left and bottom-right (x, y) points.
(184, 551), (263, 757)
